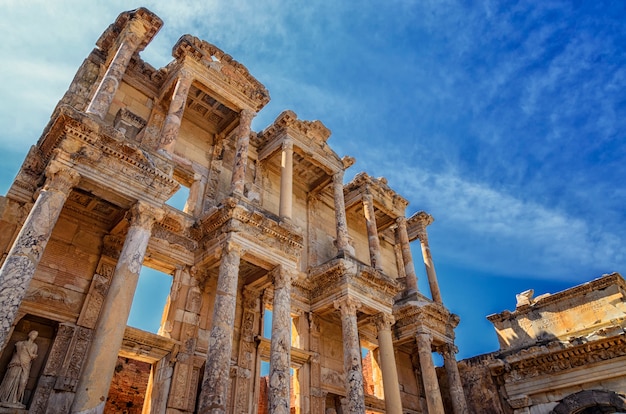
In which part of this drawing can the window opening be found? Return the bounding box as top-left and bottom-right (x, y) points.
(128, 266), (172, 333)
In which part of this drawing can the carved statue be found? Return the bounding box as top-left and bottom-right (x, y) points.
(0, 330), (38, 407)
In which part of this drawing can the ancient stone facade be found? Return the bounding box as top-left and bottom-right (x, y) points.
(0, 8), (468, 414)
(455, 273), (626, 414)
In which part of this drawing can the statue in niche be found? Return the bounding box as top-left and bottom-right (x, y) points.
(0, 330), (38, 407)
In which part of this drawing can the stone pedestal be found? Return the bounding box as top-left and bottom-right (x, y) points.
(334, 297), (365, 414)
(0, 165), (79, 349)
(71, 202), (163, 414)
(269, 266), (292, 414)
(374, 314), (402, 414)
(230, 109), (254, 197)
(198, 240), (242, 413)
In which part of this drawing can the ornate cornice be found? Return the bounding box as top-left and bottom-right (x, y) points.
(172, 34), (270, 110)
(491, 334), (626, 381)
(197, 200), (303, 258)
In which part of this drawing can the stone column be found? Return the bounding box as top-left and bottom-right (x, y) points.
(230, 109), (255, 197)
(198, 240), (242, 413)
(415, 332), (445, 414)
(159, 69), (194, 154)
(362, 193), (382, 269)
(86, 19), (147, 119)
(333, 297), (365, 414)
(332, 171), (351, 255)
(269, 266), (292, 414)
(0, 164), (80, 349)
(71, 202), (163, 413)
(438, 343), (468, 414)
(396, 217), (418, 293)
(374, 314), (402, 414)
(415, 213), (442, 303)
(279, 138), (294, 219)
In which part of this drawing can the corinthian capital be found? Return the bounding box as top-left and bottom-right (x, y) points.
(373, 313), (395, 332)
(128, 201), (164, 229)
(270, 265), (292, 289)
(44, 163), (81, 194)
(334, 296), (362, 316)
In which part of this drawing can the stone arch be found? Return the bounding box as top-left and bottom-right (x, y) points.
(550, 390), (626, 414)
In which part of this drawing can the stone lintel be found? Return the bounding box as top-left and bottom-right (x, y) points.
(392, 300), (457, 345)
(197, 201), (303, 258)
(119, 326), (180, 364)
(309, 258), (399, 316)
(405, 210), (434, 242)
(172, 35), (270, 111)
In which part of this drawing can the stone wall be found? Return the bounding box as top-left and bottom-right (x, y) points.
(104, 357), (151, 414)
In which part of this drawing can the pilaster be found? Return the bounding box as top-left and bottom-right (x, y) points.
(230, 109), (255, 197)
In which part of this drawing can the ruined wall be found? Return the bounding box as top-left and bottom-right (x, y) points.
(455, 354), (506, 414)
(105, 356), (151, 413)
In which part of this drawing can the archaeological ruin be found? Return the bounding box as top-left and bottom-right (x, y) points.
(0, 7), (624, 414)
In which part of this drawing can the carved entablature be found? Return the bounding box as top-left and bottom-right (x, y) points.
(172, 34), (270, 110)
(308, 257), (401, 315)
(95, 7), (163, 57)
(393, 299), (457, 344)
(120, 326), (179, 364)
(33, 107), (180, 206)
(490, 334), (626, 383)
(344, 172), (409, 231)
(197, 201), (303, 259)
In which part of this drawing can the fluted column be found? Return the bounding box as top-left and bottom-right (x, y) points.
(0, 164), (80, 349)
(230, 109), (255, 197)
(72, 202), (163, 413)
(415, 213), (442, 303)
(332, 171), (350, 255)
(198, 240), (242, 413)
(438, 343), (468, 414)
(269, 266), (292, 414)
(279, 138), (294, 219)
(396, 217), (418, 293)
(86, 19), (147, 119)
(362, 193), (382, 269)
(374, 314), (402, 414)
(415, 332), (445, 414)
(160, 69), (194, 154)
(334, 297), (365, 414)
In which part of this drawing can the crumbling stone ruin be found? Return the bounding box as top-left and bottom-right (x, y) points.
(0, 8), (466, 414)
(1, 7), (625, 414)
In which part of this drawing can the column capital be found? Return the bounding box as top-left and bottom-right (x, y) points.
(128, 202), (164, 229)
(435, 342), (458, 357)
(333, 296), (362, 316)
(416, 331), (433, 345)
(410, 211), (434, 242)
(239, 108), (255, 125)
(395, 216), (407, 228)
(44, 164), (81, 194)
(269, 265), (292, 289)
(373, 313), (395, 332)
(242, 287), (260, 310)
(281, 136), (294, 150)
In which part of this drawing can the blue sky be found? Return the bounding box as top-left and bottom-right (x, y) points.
(1, 1), (625, 360)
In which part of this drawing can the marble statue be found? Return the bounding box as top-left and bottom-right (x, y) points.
(0, 330), (38, 407)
